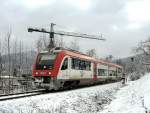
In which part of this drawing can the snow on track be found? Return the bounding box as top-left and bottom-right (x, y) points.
(101, 73), (150, 113)
(0, 82), (122, 113)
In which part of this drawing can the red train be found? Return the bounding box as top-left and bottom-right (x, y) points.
(32, 47), (123, 90)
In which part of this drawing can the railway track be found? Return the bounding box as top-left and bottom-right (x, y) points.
(0, 89), (46, 101)
(0, 81), (122, 101)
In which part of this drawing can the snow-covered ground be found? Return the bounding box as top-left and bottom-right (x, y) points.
(0, 82), (122, 113)
(101, 73), (150, 113)
(1, 73), (150, 113)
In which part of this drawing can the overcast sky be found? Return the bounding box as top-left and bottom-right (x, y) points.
(0, 0), (150, 58)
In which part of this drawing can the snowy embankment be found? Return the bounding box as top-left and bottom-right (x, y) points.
(0, 82), (122, 113)
(101, 73), (150, 113)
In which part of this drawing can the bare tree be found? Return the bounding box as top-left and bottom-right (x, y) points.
(36, 35), (49, 52)
(5, 30), (12, 74)
(36, 38), (44, 52)
(135, 37), (150, 56)
(0, 36), (2, 53)
(0, 54), (1, 74)
(86, 48), (97, 57)
(0, 37), (2, 76)
(55, 37), (65, 48)
(105, 55), (113, 61)
(134, 37), (150, 70)
(41, 33), (47, 48)
(122, 37), (150, 80)
(18, 40), (25, 75)
(12, 38), (18, 69)
(69, 39), (80, 51)
(4, 30), (12, 93)
(36, 35), (66, 51)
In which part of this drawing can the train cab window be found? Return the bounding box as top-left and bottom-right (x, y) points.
(36, 53), (57, 70)
(61, 58), (68, 70)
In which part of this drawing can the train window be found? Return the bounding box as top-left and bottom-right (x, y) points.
(109, 70), (117, 76)
(71, 58), (79, 70)
(118, 68), (122, 73)
(80, 60), (85, 70)
(81, 60), (91, 70)
(71, 58), (75, 69)
(61, 58), (68, 70)
(112, 71), (117, 76)
(88, 62), (91, 70)
(75, 59), (80, 70)
(71, 58), (91, 71)
(109, 70), (112, 76)
(85, 61), (91, 70)
(98, 69), (107, 76)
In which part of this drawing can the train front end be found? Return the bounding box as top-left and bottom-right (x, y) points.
(32, 49), (63, 90)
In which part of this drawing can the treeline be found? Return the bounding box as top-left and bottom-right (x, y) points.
(0, 30), (36, 76)
(114, 37), (150, 80)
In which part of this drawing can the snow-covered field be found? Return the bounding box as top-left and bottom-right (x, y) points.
(0, 82), (122, 113)
(101, 73), (150, 113)
(1, 73), (150, 113)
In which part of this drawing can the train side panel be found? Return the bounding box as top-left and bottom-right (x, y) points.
(96, 63), (109, 81)
(57, 57), (95, 86)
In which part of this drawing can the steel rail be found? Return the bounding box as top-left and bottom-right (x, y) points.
(0, 89), (46, 101)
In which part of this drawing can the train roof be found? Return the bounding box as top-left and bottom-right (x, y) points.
(60, 48), (122, 68)
(39, 47), (123, 68)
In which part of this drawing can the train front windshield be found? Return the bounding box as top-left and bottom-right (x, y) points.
(36, 53), (57, 69)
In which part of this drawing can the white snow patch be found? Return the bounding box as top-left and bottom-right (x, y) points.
(0, 82), (122, 113)
(101, 73), (150, 113)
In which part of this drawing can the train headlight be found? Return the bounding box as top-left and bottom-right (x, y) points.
(48, 72), (51, 75)
(35, 72), (38, 75)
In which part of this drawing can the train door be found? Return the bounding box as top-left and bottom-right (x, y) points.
(60, 57), (69, 79)
(93, 63), (97, 80)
